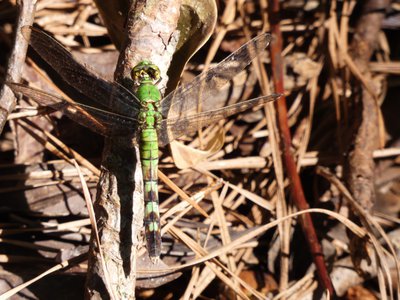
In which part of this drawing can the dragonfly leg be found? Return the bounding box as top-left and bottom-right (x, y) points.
(139, 111), (147, 126)
(154, 111), (162, 130)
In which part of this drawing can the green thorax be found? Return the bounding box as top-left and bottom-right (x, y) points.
(132, 61), (162, 129)
(137, 83), (161, 129)
(136, 82), (161, 105)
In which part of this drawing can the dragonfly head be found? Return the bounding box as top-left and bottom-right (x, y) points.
(132, 61), (160, 84)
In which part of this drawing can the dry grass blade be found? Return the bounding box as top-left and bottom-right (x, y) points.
(158, 170), (209, 218)
(161, 180), (222, 235)
(200, 156), (267, 170)
(273, 272), (315, 300)
(72, 160), (116, 300)
(182, 266), (200, 300)
(226, 181), (274, 211)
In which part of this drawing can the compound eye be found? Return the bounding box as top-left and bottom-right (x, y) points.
(151, 69), (160, 80)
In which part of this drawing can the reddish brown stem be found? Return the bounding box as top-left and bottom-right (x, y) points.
(267, 0), (336, 296)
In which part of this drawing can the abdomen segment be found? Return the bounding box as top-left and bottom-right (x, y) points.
(140, 128), (161, 259)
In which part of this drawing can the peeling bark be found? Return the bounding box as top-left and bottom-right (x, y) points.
(347, 0), (391, 211)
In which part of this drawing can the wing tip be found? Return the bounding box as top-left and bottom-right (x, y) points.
(264, 93), (283, 102)
(255, 32), (273, 48)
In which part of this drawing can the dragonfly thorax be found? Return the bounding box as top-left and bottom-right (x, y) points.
(136, 82), (161, 105)
(136, 82), (162, 130)
(141, 109), (160, 129)
(133, 61), (162, 130)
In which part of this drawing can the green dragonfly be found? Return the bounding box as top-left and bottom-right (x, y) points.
(8, 26), (280, 261)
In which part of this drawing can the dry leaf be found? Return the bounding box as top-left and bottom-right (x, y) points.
(170, 127), (225, 169)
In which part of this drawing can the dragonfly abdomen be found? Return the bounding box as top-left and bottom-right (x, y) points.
(140, 128), (161, 260)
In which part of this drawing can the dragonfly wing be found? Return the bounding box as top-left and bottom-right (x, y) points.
(159, 33), (271, 119)
(158, 93), (280, 147)
(8, 83), (138, 136)
(22, 26), (140, 119)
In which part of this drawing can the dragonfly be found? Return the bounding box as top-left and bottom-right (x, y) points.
(7, 26), (280, 262)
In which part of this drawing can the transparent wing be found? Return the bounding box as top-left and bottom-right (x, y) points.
(160, 33), (272, 119)
(158, 93), (280, 146)
(8, 83), (138, 137)
(22, 26), (140, 118)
